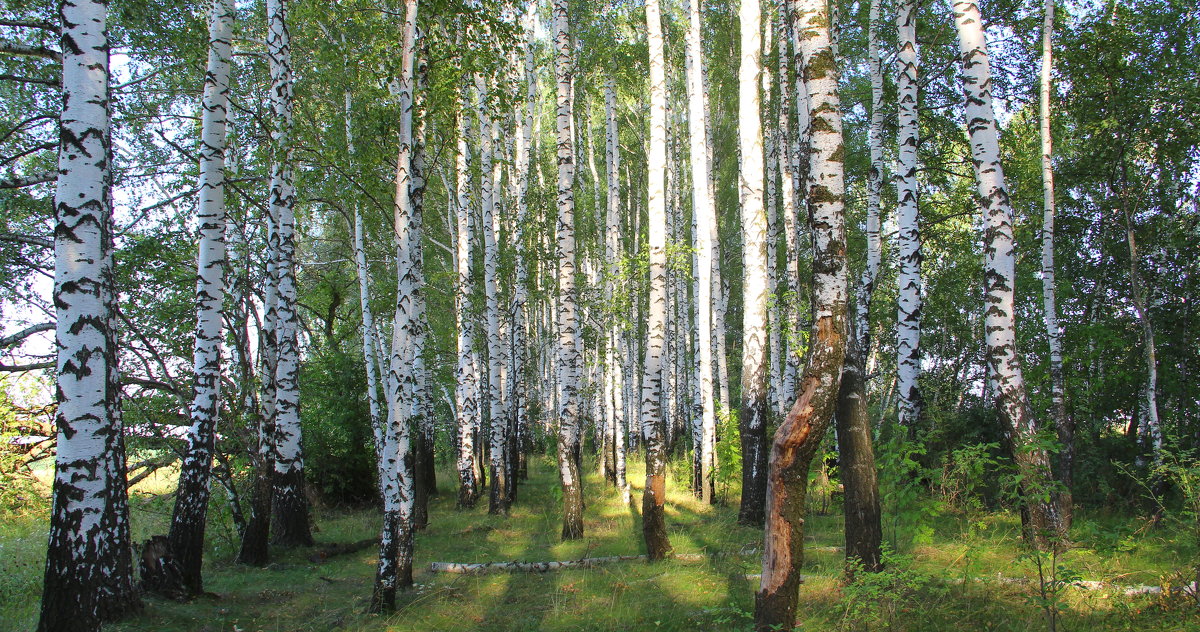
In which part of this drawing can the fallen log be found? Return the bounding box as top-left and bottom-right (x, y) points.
(430, 547), (844, 575)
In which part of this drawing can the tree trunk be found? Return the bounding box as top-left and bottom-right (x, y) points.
(372, 0), (420, 611)
(895, 0), (922, 430)
(640, 0), (673, 560)
(952, 0), (1062, 549)
(737, 0), (770, 528)
(1038, 0), (1072, 529)
(266, 0), (311, 549)
(454, 82), (480, 509)
(834, 0), (885, 576)
(40, 1), (142, 627)
(755, 0), (849, 627)
(553, 0), (585, 540)
(168, 0), (235, 597)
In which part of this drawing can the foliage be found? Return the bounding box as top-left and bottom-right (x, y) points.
(299, 348), (378, 505)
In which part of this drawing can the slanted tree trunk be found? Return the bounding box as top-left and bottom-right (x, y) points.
(952, 0), (1062, 549)
(755, 0), (849, 626)
(1038, 0), (1072, 529)
(553, 0), (584, 540)
(737, 0), (770, 528)
(683, 0), (716, 503)
(40, 1), (141, 628)
(895, 0), (922, 430)
(641, 0), (673, 560)
(265, 0), (311, 549)
(167, 0), (235, 597)
(454, 82), (480, 509)
(371, 0), (420, 611)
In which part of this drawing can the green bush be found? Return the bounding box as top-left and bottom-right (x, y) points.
(300, 349), (378, 505)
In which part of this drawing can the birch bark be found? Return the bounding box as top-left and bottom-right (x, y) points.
(169, 0), (235, 596)
(952, 0), (1062, 548)
(40, 0), (141, 627)
(895, 0), (923, 429)
(553, 0), (585, 539)
(737, 0), (770, 528)
(756, 0), (849, 625)
(454, 83), (480, 508)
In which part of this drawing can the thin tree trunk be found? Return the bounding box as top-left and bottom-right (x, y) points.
(755, 0), (848, 626)
(40, 0), (141, 627)
(454, 83), (480, 509)
(266, 0), (311, 548)
(168, 0), (235, 597)
(683, 0), (716, 503)
(1123, 205), (1162, 464)
(410, 55), (434, 525)
(604, 79), (631, 502)
(1039, 0), (1072, 529)
(834, 0), (885, 576)
(553, 0), (584, 540)
(895, 0), (922, 430)
(737, 0), (770, 528)
(952, 0), (1062, 549)
(642, 0), (672, 560)
(372, 0), (419, 611)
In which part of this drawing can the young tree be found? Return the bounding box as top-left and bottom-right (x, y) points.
(684, 0), (716, 504)
(604, 78), (631, 503)
(736, 0), (770, 528)
(167, 0), (235, 596)
(755, 0), (849, 625)
(453, 83), (480, 509)
(266, 0), (312, 548)
(372, 0), (420, 611)
(1038, 0), (1072, 527)
(834, 0), (884, 574)
(39, 0), (141, 628)
(951, 0), (1062, 548)
(553, 0), (585, 540)
(641, 0), (673, 561)
(895, 0), (922, 429)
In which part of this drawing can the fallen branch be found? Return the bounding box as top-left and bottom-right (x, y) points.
(429, 547), (843, 575)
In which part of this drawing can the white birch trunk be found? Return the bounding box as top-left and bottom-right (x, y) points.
(604, 80), (631, 503)
(554, 0), (584, 539)
(454, 84), (480, 508)
(776, 16), (801, 404)
(737, 0), (770, 527)
(952, 0), (1061, 546)
(374, 0), (419, 609)
(684, 0), (717, 504)
(265, 0), (310, 548)
(895, 0), (923, 429)
(41, 0), (139, 625)
(169, 0), (235, 595)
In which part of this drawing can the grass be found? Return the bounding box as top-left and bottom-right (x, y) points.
(2, 455), (1198, 631)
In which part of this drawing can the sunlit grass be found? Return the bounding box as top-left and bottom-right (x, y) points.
(2, 453), (1197, 632)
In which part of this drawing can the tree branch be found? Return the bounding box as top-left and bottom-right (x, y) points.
(0, 19), (60, 34)
(0, 360), (54, 372)
(0, 73), (59, 87)
(0, 232), (51, 249)
(0, 170), (55, 189)
(0, 39), (62, 62)
(0, 322), (53, 348)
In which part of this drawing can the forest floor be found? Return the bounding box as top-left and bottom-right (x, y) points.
(2, 456), (1198, 632)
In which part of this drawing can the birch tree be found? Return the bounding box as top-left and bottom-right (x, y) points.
(952, 0), (1062, 548)
(640, 0), (672, 560)
(167, 0), (235, 596)
(835, 0), (884, 573)
(553, 0), (585, 540)
(372, 0), (420, 610)
(1039, 0), (1072, 527)
(737, 0), (770, 528)
(454, 82), (480, 509)
(604, 78), (630, 503)
(39, 0), (141, 627)
(756, 0), (849, 625)
(684, 0), (716, 504)
(895, 0), (922, 429)
(265, 0), (311, 548)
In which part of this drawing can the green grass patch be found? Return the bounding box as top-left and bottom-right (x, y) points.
(2, 456), (1197, 631)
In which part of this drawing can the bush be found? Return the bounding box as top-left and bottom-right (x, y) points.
(300, 349), (378, 505)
